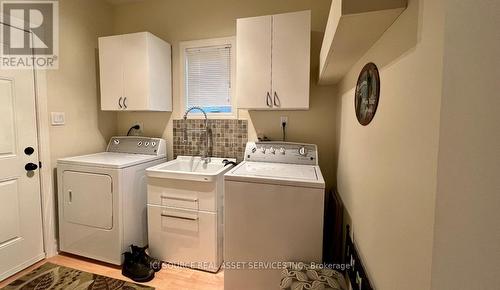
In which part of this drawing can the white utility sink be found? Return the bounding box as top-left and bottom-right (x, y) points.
(146, 155), (236, 272)
(146, 156), (236, 182)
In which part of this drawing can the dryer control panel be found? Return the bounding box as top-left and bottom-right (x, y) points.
(107, 136), (166, 156)
(244, 141), (318, 165)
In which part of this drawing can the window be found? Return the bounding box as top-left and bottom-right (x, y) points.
(181, 37), (235, 116)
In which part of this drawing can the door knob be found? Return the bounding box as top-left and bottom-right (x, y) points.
(24, 147), (35, 155)
(25, 162), (38, 171)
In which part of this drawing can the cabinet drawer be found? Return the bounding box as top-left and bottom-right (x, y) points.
(147, 205), (219, 271)
(147, 178), (217, 211)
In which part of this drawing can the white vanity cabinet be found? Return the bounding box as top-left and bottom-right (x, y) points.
(145, 157), (235, 273)
(236, 10), (311, 110)
(98, 32), (172, 111)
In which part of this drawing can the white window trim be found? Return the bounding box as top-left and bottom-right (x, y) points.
(179, 36), (236, 119)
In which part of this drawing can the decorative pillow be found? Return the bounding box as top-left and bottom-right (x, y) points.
(280, 263), (347, 290)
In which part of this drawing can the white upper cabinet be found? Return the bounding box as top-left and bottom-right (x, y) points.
(236, 10), (311, 110)
(98, 32), (172, 111)
(236, 15), (272, 109)
(99, 35), (123, 111)
(272, 11), (311, 109)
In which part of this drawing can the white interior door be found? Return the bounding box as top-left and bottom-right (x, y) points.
(236, 15), (272, 109)
(0, 35), (45, 280)
(272, 11), (311, 109)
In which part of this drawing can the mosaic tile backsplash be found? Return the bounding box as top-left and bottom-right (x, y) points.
(173, 119), (248, 161)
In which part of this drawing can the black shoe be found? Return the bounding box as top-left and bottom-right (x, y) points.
(122, 252), (155, 283)
(131, 245), (163, 272)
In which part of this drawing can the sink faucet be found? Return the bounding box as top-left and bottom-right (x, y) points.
(183, 106), (211, 163)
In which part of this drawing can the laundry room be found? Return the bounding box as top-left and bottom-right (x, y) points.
(0, 0), (498, 290)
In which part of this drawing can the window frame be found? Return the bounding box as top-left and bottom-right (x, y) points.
(179, 37), (236, 119)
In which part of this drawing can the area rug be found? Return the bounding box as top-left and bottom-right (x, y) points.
(2, 262), (154, 290)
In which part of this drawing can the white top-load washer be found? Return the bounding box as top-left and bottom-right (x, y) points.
(57, 136), (166, 265)
(224, 141), (325, 290)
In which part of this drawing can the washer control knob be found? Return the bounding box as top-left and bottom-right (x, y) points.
(298, 146), (307, 156)
(280, 147), (286, 155)
(261, 147), (266, 153)
(269, 147), (276, 154)
(137, 141), (143, 147)
(251, 147), (257, 153)
(144, 141), (150, 147)
(151, 141), (157, 147)
(113, 139), (120, 145)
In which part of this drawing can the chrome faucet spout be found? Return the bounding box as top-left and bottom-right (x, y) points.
(183, 106), (208, 126)
(183, 106), (211, 163)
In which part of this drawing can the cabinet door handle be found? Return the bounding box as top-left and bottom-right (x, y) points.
(266, 92), (272, 107)
(123, 97), (127, 109)
(118, 97), (123, 109)
(273, 91), (281, 107)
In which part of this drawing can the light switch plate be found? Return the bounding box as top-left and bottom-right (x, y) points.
(51, 112), (65, 126)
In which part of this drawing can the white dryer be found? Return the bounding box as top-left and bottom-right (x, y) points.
(57, 136), (166, 265)
(224, 141), (325, 290)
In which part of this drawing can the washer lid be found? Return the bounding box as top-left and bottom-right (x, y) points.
(225, 161), (325, 188)
(57, 152), (164, 169)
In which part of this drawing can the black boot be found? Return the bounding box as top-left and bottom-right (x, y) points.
(131, 245), (163, 272)
(122, 252), (155, 283)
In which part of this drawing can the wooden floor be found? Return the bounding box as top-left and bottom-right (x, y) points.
(0, 254), (224, 290)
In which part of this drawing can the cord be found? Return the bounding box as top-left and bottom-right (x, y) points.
(282, 121), (287, 141)
(127, 124), (141, 136)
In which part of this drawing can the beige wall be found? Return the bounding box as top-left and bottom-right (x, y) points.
(111, 0), (338, 187)
(47, 0), (117, 168)
(430, 0), (500, 288)
(335, 0), (445, 289)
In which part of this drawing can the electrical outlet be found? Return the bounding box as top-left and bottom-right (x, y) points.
(280, 116), (288, 126)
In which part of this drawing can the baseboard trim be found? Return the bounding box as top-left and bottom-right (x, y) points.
(0, 253), (45, 282)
